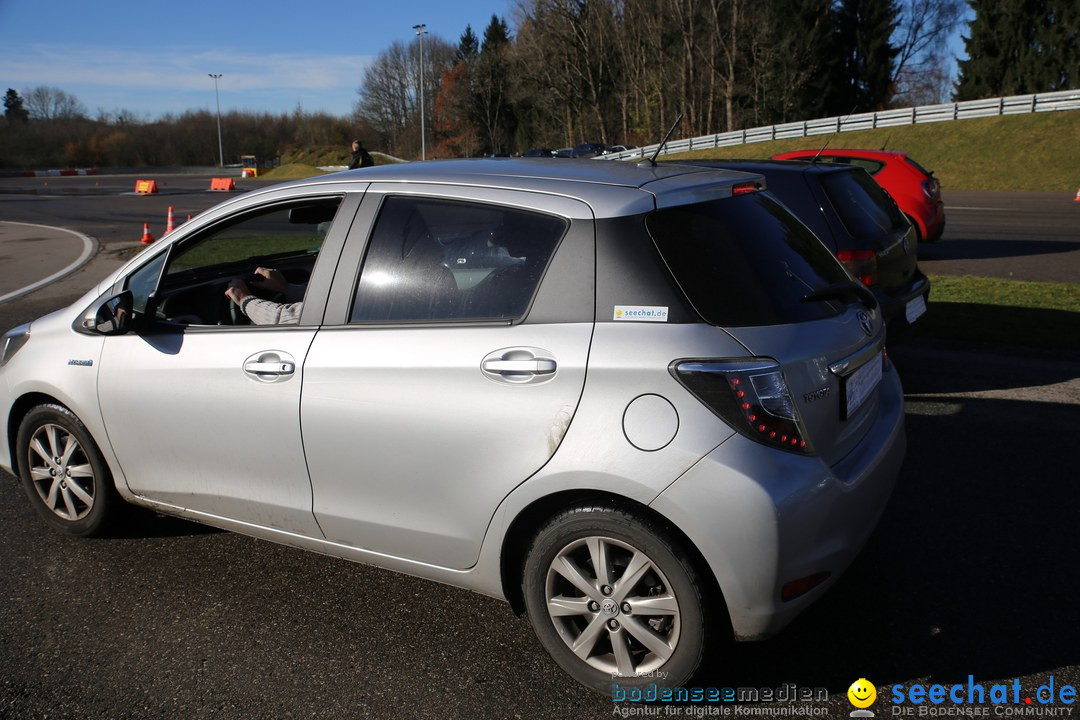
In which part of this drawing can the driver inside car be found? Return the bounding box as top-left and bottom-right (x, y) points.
(224, 267), (304, 325)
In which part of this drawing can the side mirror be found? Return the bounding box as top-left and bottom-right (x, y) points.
(81, 290), (133, 335)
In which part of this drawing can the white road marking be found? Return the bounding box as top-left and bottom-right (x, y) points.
(0, 221), (97, 304)
(948, 206), (1015, 211)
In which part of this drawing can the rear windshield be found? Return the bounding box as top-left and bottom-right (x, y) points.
(820, 169), (907, 238)
(646, 193), (850, 326)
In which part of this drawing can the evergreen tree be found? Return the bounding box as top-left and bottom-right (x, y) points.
(827, 0), (900, 114)
(431, 25), (482, 157)
(4, 88), (30, 124)
(476, 15), (516, 153)
(956, 0), (1079, 100)
(755, 0), (838, 123)
(456, 25), (479, 63)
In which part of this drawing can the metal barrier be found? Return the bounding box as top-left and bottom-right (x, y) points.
(600, 89), (1080, 161)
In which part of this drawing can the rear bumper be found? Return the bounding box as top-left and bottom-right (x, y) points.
(921, 201), (946, 242)
(650, 365), (905, 640)
(877, 271), (930, 338)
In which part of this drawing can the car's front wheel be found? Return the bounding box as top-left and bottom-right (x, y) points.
(523, 503), (711, 694)
(16, 403), (119, 537)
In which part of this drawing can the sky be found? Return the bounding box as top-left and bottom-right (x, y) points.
(1, 1), (971, 123)
(0, 0), (516, 120)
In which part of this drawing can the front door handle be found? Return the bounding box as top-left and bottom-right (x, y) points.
(243, 350), (297, 382)
(244, 360), (295, 375)
(481, 359), (557, 374)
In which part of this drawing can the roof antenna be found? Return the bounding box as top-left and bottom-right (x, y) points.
(811, 105), (857, 163)
(639, 112), (684, 168)
(879, 134), (891, 151)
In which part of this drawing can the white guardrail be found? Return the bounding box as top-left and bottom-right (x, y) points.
(600, 89), (1080, 161)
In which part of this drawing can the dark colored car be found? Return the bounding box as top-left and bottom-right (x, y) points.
(772, 149), (945, 243)
(570, 142), (609, 158)
(671, 159), (929, 336)
(522, 148), (558, 158)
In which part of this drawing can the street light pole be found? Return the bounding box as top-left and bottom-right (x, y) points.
(208, 73), (224, 168)
(412, 23), (427, 161)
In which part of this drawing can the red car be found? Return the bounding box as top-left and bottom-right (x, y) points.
(772, 149), (945, 242)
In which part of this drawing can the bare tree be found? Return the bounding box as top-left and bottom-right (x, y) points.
(22, 86), (86, 120)
(355, 36), (454, 158)
(520, 0), (627, 145)
(890, 0), (966, 105)
(356, 41), (415, 153)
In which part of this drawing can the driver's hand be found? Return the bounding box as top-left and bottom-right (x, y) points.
(252, 267), (288, 294)
(225, 280), (250, 305)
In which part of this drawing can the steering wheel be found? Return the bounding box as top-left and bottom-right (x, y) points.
(228, 294), (248, 325)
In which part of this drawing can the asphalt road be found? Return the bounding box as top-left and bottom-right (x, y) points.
(0, 174), (1078, 719)
(918, 190), (1080, 284)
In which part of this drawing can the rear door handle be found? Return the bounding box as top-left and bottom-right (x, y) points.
(480, 347), (559, 385)
(481, 359), (557, 374)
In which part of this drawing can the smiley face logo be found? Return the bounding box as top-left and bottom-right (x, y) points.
(848, 678), (877, 709)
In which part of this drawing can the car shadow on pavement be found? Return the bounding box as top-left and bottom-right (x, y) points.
(0, 470), (220, 540)
(919, 239), (1080, 262)
(700, 391), (1080, 694)
(104, 505), (223, 539)
(890, 334), (1080, 394)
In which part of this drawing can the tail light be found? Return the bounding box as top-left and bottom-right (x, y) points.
(921, 178), (940, 200)
(836, 249), (878, 287)
(672, 360), (814, 454)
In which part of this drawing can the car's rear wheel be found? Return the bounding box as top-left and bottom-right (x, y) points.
(16, 404), (119, 537)
(523, 503), (710, 694)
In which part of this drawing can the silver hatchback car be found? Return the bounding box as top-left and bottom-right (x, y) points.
(0, 159), (904, 694)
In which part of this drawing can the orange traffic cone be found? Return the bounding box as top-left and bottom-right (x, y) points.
(140, 223), (155, 245)
(165, 206), (176, 234)
(1074, 188), (1080, 202)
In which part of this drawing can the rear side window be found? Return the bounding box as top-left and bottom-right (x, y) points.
(820, 169), (907, 238)
(816, 155), (886, 176)
(841, 157), (885, 175)
(350, 196), (567, 324)
(646, 193), (850, 327)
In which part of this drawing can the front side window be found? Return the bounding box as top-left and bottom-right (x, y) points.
(129, 198), (341, 326)
(126, 251), (167, 315)
(350, 196), (567, 324)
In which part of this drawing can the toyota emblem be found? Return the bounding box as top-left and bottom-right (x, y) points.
(857, 311), (873, 336)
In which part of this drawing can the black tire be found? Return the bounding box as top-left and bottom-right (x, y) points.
(16, 403), (120, 537)
(522, 502), (711, 695)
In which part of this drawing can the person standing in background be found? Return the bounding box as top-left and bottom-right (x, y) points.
(349, 140), (375, 169)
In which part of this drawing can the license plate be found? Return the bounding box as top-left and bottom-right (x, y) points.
(905, 294), (927, 323)
(844, 351), (883, 419)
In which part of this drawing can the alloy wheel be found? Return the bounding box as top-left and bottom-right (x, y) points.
(26, 423), (96, 521)
(544, 535), (681, 677)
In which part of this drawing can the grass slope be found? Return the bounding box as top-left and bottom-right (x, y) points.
(661, 111), (1080, 192)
